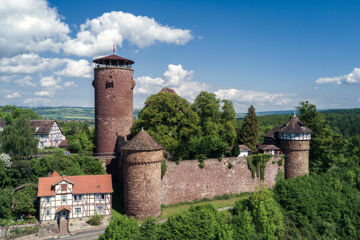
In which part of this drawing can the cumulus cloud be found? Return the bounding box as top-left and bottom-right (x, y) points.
(5, 92), (21, 99)
(23, 97), (51, 106)
(63, 11), (193, 56)
(0, 0), (70, 57)
(34, 91), (52, 97)
(315, 67), (360, 85)
(64, 81), (77, 87)
(214, 89), (296, 106)
(14, 76), (36, 87)
(39, 76), (61, 88)
(55, 59), (92, 78)
(135, 64), (207, 101)
(0, 75), (15, 83)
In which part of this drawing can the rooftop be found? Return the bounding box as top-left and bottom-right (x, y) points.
(278, 116), (312, 133)
(121, 129), (162, 151)
(37, 172), (113, 197)
(93, 54), (134, 66)
(30, 120), (57, 135)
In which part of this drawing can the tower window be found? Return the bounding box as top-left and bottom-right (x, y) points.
(105, 81), (114, 88)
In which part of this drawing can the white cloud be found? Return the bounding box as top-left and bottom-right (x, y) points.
(64, 81), (77, 87)
(23, 97), (51, 106)
(0, 75), (16, 83)
(5, 92), (21, 99)
(55, 59), (92, 78)
(135, 64), (207, 101)
(34, 90), (52, 97)
(0, 53), (64, 74)
(214, 89), (296, 106)
(39, 76), (60, 88)
(63, 11), (193, 56)
(358, 97), (360, 102)
(0, 0), (70, 57)
(315, 67), (360, 85)
(14, 75), (36, 87)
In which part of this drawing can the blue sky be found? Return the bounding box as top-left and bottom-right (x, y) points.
(0, 0), (359, 111)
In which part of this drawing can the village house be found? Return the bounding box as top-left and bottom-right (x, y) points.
(0, 118), (5, 132)
(258, 144), (281, 155)
(37, 171), (112, 233)
(238, 145), (251, 157)
(30, 120), (66, 149)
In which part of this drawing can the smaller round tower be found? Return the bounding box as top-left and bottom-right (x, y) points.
(121, 129), (163, 219)
(277, 115), (312, 179)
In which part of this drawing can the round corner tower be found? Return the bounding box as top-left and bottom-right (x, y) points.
(121, 129), (163, 219)
(277, 115), (311, 179)
(92, 55), (135, 158)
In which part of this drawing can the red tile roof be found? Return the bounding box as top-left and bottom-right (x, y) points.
(56, 206), (71, 212)
(38, 173), (112, 197)
(239, 145), (251, 152)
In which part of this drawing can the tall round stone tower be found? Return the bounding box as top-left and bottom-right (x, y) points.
(277, 115), (312, 179)
(92, 55), (135, 159)
(121, 129), (163, 219)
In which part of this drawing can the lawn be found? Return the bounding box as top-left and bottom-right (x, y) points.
(159, 193), (250, 220)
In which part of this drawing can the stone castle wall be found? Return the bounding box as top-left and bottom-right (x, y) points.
(123, 150), (162, 219)
(161, 156), (283, 205)
(280, 140), (309, 179)
(94, 67), (134, 156)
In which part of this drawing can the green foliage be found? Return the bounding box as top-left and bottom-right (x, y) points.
(60, 121), (94, 154)
(228, 162), (233, 169)
(231, 142), (240, 157)
(139, 217), (160, 240)
(274, 172), (360, 239)
(239, 105), (258, 152)
(233, 190), (284, 240)
(161, 159), (167, 179)
(99, 214), (139, 240)
(246, 154), (272, 180)
(0, 105), (40, 125)
(297, 101), (345, 173)
(159, 204), (232, 240)
(87, 214), (104, 226)
(0, 115), (38, 159)
(198, 154), (206, 168)
(0, 188), (13, 219)
(131, 92), (200, 159)
(13, 184), (37, 217)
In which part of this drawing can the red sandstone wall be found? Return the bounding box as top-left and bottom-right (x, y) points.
(94, 67), (134, 156)
(161, 156), (283, 205)
(124, 150), (162, 219)
(280, 140), (310, 179)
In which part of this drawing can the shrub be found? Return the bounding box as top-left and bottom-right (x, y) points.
(87, 214), (104, 226)
(228, 162), (233, 169)
(99, 214), (139, 240)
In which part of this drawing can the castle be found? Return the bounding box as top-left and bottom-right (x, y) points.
(92, 54), (312, 219)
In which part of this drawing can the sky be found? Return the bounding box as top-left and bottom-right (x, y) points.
(0, 0), (360, 112)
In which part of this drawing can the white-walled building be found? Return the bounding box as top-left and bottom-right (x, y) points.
(258, 144), (281, 155)
(38, 171), (112, 232)
(238, 145), (251, 157)
(0, 118), (5, 132)
(30, 120), (66, 149)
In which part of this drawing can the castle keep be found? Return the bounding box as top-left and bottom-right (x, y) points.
(92, 54), (311, 219)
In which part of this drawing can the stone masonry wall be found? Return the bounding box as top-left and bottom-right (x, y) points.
(94, 67), (134, 156)
(280, 140), (310, 179)
(161, 156), (283, 205)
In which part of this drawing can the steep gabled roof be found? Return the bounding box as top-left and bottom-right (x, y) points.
(121, 129), (162, 151)
(239, 145), (251, 152)
(30, 120), (57, 135)
(58, 140), (69, 148)
(277, 116), (312, 133)
(38, 173), (113, 197)
(264, 126), (281, 139)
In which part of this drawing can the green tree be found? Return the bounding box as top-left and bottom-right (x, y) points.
(0, 105), (40, 125)
(232, 210), (257, 240)
(297, 101), (344, 173)
(239, 105), (258, 152)
(139, 217), (160, 240)
(13, 184), (37, 217)
(231, 141), (240, 157)
(0, 116), (38, 159)
(99, 214), (139, 240)
(222, 100), (236, 124)
(0, 188), (13, 219)
(132, 92), (200, 159)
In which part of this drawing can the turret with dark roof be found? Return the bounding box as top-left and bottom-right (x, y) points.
(278, 115), (311, 133)
(121, 129), (162, 151)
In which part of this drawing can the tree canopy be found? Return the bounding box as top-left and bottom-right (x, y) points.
(239, 105), (258, 152)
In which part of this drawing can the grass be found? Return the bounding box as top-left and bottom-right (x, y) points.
(159, 193), (250, 220)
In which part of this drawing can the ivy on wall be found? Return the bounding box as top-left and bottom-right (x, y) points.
(246, 154), (273, 180)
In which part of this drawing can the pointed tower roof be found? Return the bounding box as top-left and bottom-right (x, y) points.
(121, 129), (162, 151)
(278, 116), (312, 133)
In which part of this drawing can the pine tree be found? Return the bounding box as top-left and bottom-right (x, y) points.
(239, 105), (258, 152)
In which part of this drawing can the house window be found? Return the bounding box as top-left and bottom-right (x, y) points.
(61, 184), (67, 191)
(46, 197), (50, 203)
(74, 195), (82, 201)
(62, 195), (66, 202)
(101, 194), (105, 200)
(96, 206), (104, 213)
(46, 210), (50, 216)
(75, 207), (82, 213)
(95, 194), (100, 200)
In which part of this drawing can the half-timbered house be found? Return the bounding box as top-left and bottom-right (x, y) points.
(37, 171), (112, 232)
(30, 120), (66, 149)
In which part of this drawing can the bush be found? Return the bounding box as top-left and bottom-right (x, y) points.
(87, 214), (104, 226)
(228, 162), (233, 169)
(99, 214), (139, 240)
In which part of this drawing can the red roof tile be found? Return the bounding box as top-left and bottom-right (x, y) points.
(38, 173), (112, 197)
(50, 171), (60, 177)
(56, 206), (71, 212)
